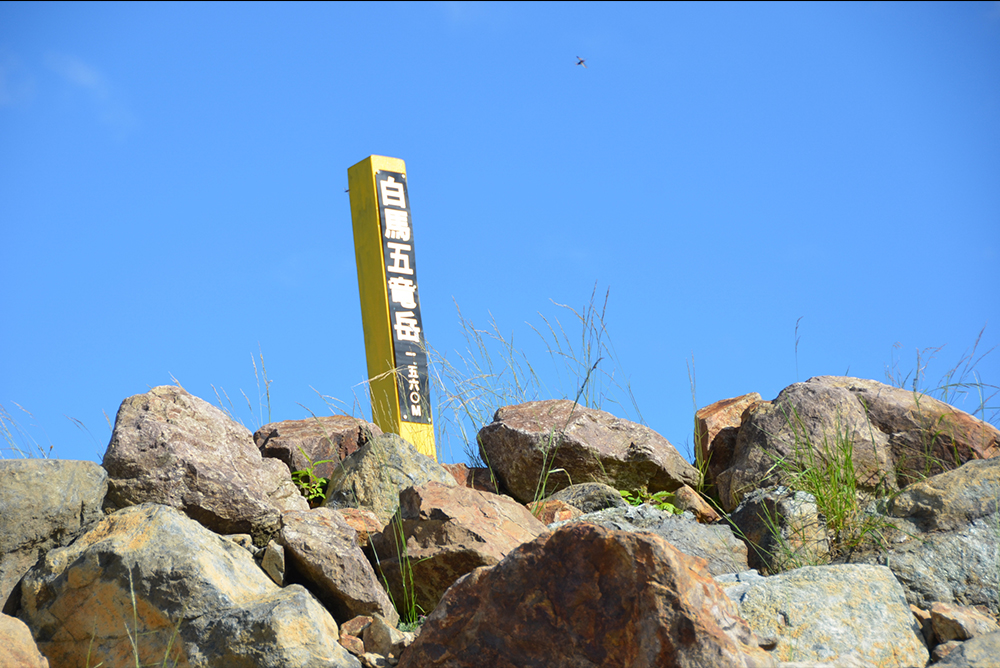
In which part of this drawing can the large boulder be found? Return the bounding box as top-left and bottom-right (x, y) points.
(553, 503), (749, 576)
(103, 386), (307, 540)
(544, 481), (628, 514)
(714, 377), (1000, 512)
(846, 456), (1000, 614)
(324, 433), (456, 525)
(278, 508), (398, 626)
(397, 522), (776, 668)
(254, 416), (382, 482)
(478, 399), (700, 504)
(369, 481), (546, 615)
(19, 503), (360, 668)
(0, 460), (107, 614)
(733, 564), (929, 667)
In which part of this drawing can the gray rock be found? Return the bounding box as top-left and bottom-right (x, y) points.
(728, 486), (830, 574)
(0, 459), (107, 613)
(324, 433), (456, 524)
(736, 564), (928, 667)
(19, 503), (360, 668)
(554, 503), (750, 576)
(545, 481), (628, 513)
(888, 456), (1000, 532)
(932, 630), (1000, 667)
(103, 386), (308, 540)
(362, 613), (408, 659)
(279, 508), (398, 625)
(715, 569), (769, 605)
(478, 399), (700, 504)
(260, 540), (285, 586)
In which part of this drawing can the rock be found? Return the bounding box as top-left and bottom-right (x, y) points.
(929, 602), (1000, 642)
(324, 433), (456, 525)
(279, 508), (398, 625)
(911, 604), (935, 646)
(555, 503), (750, 576)
(338, 507), (386, 547)
(260, 540), (285, 585)
(254, 416), (382, 482)
(932, 631), (1000, 667)
(526, 498), (581, 523)
(19, 503), (360, 668)
(728, 486), (830, 573)
(340, 615), (373, 638)
(888, 456), (1000, 532)
(362, 613), (408, 659)
(715, 377), (1000, 512)
(441, 463), (501, 494)
(340, 633), (366, 657)
(933, 640), (964, 663)
(103, 386), (307, 540)
(478, 399), (700, 504)
(734, 564), (928, 667)
(369, 481), (546, 615)
(673, 484), (722, 523)
(397, 523), (776, 668)
(545, 481), (628, 513)
(0, 459), (107, 614)
(0, 612), (49, 668)
(696, 393), (765, 493)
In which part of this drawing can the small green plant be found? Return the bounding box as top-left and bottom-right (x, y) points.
(289, 446), (336, 506)
(619, 489), (683, 515)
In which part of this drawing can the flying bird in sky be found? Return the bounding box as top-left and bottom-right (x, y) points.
(576, 56), (587, 68)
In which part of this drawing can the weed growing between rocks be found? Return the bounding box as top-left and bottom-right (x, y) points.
(619, 489), (683, 514)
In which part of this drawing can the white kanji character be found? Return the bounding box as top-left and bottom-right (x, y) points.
(408, 379), (420, 391)
(383, 209), (410, 241)
(380, 175), (406, 208)
(407, 364), (419, 379)
(387, 276), (417, 309)
(393, 310), (421, 342)
(386, 243), (413, 275)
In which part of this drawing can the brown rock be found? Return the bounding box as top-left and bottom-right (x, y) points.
(370, 482), (547, 615)
(340, 615), (374, 638)
(440, 463), (500, 494)
(673, 484), (721, 523)
(478, 399), (700, 504)
(103, 386), (308, 538)
(340, 634), (366, 657)
(279, 508), (398, 625)
(255, 416), (382, 481)
(911, 604), (935, 646)
(695, 393), (764, 491)
(0, 613), (49, 668)
(397, 522), (775, 668)
(930, 601), (1000, 642)
(338, 507), (386, 547)
(526, 498), (582, 524)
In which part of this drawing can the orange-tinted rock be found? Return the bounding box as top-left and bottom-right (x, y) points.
(398, 523), (775, 668)
(338, 507), (386, 547)
(527, 498), (582, 524)
(695, 393), (764, 489)
(441, 463), (501, 494)
(673, 484), (721, 524)
(930, 601), (1000, 642)
(255, 416), (382, 482)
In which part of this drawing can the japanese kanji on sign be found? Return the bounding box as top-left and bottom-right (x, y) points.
(347, 155), (436, 459)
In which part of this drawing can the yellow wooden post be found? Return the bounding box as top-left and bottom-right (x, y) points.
(347, 155), (436, 459)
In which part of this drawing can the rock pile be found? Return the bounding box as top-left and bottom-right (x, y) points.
(2, 378), (998, 667)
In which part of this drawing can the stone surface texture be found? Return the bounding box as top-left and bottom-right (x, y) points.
(554, 503), (750, 576)
(526, 498), (581, 524)
(545, 481), (628, 513)
(324, 433), (456, 524)
(0, 612), (50, 668)
(102, 386), (307, 539)
(932, 630), (1000, 667)
(19, 503), (360, 668)
(398, 522), (776, 668)
(440, 463), (501, 494)
(337, 507), (385, 547)
(478, 399), (700, 504)
(370, 481), (546, 614)
(278, 507), (398, 626)
(696, 392), (765, 492)
(734, 564), (928, 667)
(0, 460), (107, 613)
(929, 602), (1000, 643)
(254, 416), (382, 482)
(728, 486), (829, 573)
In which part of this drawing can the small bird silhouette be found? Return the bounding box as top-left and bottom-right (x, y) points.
(576, 56), (587, 68)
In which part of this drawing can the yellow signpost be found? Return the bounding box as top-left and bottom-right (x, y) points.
(347, 155), (436, 460)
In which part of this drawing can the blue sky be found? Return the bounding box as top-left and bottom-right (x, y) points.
(2, 2), (998, 466)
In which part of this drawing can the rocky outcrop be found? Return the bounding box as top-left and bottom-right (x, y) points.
(254, 416), (382, 482)
(398, 522), (776, 668)
(369, 481), (546, 614)
(732, 564), (928, 667)
(478, 399), (700, 504)
(0, 460), (107, 614)
(728, 486), (829, 573)
(103, 386), (307, 539)
(554, 503), (749, 576)
(324, 433), (456, 524)
(279, 508), (398, 626)
(19, 503), (360, 668)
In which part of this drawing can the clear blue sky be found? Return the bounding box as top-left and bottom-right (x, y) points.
(2, 2), (998, 466)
